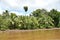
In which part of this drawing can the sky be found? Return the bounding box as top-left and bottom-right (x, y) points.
(0, 0), (60, 15)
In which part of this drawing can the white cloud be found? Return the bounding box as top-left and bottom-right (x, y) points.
(1, 0), (59, 8)
(33, 0), (59, 8)
(0, 9), (3, 14)
(10, 11), (22, 15)
(0, 0), (60, 15)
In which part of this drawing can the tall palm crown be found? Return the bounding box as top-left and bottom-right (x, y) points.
(23, 6), (28, 12)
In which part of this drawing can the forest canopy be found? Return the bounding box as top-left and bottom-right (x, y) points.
(0, 8), (60, 31)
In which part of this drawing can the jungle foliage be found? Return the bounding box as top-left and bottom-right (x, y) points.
(0, 8), (60, 30)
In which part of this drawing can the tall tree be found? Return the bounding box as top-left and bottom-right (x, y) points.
(31, 9), (41, 17)
(2, 10), (10, 19)
(23, 6), (28, 12)
(49, 9), (59, 27)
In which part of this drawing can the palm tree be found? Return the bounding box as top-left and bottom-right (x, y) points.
(23, 6), (28, 15)
(23, 6), (28, 12)
(2, 10), (9, 18)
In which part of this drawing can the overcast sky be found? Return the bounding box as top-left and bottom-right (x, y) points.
(0, 0), (60, 15)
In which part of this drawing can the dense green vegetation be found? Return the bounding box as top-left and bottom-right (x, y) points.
(0, 7), (60, 30)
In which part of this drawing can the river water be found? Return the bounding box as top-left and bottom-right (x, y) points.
(0, 29), (60, 40)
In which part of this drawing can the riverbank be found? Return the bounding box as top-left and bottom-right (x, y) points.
(0, 28), (60, 40)
(0, 28), (60, 32)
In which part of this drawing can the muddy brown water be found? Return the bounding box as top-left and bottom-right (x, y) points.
(0, 29), (60, 40)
